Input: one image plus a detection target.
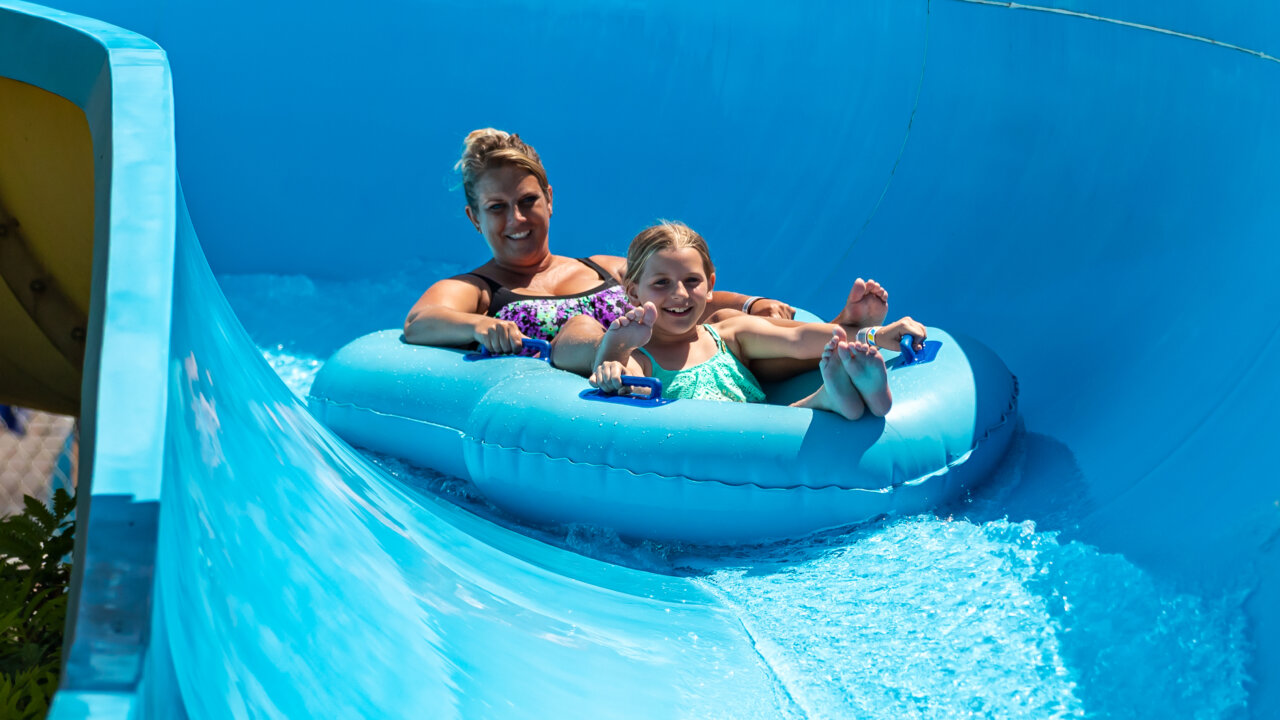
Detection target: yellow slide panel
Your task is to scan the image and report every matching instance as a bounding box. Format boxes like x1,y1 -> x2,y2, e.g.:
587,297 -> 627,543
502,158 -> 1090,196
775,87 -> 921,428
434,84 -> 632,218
0,76 -> 94,415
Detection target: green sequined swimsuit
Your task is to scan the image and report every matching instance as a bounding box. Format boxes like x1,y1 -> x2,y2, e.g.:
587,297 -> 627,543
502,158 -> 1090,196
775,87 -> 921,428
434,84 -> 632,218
637,325 -> 766,403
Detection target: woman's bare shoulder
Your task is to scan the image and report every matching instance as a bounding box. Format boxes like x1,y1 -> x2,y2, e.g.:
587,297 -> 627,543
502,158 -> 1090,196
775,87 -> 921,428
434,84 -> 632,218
587,254 -> 628,280
414,272 -> 490,313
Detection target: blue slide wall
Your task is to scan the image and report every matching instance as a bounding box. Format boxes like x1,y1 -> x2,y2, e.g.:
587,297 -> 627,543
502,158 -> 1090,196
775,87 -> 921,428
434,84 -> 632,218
2,0 -> 1276,716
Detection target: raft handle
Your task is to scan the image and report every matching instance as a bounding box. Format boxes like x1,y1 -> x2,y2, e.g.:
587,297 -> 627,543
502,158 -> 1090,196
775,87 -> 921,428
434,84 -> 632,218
579,375 -> 673,406
464,338 -> 552,363
899,335 -> 918,364
897,334 -> 942,367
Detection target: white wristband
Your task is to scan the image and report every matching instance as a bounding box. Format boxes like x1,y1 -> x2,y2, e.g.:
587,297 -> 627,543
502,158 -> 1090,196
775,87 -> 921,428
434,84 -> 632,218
742,296 -> 762,314
856,326 -> 881,346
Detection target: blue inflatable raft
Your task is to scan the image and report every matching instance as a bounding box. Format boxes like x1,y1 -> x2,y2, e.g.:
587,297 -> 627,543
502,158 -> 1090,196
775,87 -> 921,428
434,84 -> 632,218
309,326 -> 1018,544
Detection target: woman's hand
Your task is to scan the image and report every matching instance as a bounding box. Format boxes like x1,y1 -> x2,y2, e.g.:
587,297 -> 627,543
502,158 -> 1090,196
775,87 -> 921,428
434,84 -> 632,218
874,316 -> 928,352
589,360 -> 630,394
474,317 -> 528,354
748,298 -> 796,319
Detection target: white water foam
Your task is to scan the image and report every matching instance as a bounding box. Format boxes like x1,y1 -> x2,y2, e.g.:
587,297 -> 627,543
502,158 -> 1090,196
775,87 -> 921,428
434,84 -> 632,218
220,271 -> 1252,719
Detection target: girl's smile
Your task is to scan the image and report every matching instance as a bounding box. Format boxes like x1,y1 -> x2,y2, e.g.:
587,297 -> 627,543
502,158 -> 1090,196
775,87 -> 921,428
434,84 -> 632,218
629,247 -> 715,338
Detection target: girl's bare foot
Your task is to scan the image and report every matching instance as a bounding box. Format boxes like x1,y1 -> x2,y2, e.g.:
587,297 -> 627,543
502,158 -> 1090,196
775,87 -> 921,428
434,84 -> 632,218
843,340 -> 892,417
820,331 -> 868,420
792,328 -> 867,420
834,278 -> 889,329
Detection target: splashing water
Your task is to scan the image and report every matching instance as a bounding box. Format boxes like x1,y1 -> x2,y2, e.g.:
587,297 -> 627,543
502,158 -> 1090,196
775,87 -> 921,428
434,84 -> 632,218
262,346 -> 323,398
220,272 -> 1252,719
690,517 -> 1248,719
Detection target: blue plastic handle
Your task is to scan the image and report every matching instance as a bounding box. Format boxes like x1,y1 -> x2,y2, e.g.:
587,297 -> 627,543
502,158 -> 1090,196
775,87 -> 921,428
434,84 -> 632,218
464,338 -> 551,363
578,375 -> 670,406
619,375 -> 663,400
895,334 -> 944,367
899,335 -> 918,364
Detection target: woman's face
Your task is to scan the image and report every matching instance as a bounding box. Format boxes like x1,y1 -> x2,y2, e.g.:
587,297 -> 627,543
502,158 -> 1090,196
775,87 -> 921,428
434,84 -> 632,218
466,165 -> 553,269
629,247 -> 715,337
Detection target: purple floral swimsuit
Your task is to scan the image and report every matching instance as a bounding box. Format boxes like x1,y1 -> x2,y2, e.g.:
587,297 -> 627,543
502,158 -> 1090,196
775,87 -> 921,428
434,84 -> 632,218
469,258 -> 632,343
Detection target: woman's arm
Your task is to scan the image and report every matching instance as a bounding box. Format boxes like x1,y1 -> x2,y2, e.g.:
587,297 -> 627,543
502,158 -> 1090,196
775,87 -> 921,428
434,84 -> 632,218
707,291 -> 796,319
403,276 -> 527,353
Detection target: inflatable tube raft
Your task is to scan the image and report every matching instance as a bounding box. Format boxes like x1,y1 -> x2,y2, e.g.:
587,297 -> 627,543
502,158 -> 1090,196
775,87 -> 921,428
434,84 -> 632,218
309,326 -> 1018,544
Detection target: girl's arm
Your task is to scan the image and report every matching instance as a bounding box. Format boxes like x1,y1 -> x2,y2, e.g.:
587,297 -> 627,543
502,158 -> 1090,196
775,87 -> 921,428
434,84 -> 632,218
589,303 -> 656,393
718,315 -> 928,362
716,315 -> 837,361
858,317 -> 929,353
404,276 -> 528,354
588,355 -> 650,394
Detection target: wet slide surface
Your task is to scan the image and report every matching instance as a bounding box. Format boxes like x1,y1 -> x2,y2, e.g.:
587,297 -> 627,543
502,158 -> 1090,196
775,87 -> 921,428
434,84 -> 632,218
0,0 -> 1276,717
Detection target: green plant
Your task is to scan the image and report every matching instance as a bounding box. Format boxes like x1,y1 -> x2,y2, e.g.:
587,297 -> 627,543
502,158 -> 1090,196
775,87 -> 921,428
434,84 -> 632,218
0,489 -> 75,719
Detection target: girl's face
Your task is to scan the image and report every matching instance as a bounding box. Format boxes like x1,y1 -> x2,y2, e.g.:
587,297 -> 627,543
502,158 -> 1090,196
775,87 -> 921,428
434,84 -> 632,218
629,247 -> 715,336
465,164 -> 553,270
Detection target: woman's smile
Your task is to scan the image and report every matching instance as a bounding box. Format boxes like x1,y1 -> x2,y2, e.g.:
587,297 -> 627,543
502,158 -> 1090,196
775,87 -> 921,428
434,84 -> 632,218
467,165 -> 553,268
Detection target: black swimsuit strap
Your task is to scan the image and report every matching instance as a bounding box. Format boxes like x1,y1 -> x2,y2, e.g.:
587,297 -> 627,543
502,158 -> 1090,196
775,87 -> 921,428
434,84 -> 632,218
463,272 -> 502,295
576,256 -> 614,281
468,258 -> 616,317
460,272 -> 503,315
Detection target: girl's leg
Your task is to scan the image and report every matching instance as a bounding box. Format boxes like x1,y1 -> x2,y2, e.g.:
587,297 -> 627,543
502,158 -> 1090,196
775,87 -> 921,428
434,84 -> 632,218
833,278 -> 888,329
792,330 -> 894,420
843,339 -> 892,417
734,278 -> 891,382
549,314 -> 607,375
792,332 -> 867,420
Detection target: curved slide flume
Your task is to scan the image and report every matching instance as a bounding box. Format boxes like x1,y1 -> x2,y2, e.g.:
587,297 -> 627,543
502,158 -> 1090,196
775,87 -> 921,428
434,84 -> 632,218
1,0 -> 1276,717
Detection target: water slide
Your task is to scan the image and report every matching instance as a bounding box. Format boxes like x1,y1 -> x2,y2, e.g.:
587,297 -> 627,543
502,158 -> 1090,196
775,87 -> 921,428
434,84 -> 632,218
1,0 -> 1276,716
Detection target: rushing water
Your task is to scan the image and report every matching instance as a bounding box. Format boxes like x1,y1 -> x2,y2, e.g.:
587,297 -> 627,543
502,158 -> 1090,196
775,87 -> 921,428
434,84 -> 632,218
219,271 -> 1251,719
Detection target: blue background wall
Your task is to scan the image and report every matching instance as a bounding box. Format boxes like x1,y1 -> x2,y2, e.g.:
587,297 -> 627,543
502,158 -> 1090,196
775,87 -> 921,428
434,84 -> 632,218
30,0 -> 1280,713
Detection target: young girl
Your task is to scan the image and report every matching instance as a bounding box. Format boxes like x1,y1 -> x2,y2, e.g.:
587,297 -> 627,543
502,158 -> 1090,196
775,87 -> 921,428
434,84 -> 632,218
589,222 -> 927,420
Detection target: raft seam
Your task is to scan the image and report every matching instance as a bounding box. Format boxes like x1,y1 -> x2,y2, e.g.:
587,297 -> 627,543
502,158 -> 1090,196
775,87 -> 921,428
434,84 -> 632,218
465,415 -> 1009,495
311,399 -> 466,435
947,0 -> 1280,64
317,374 -> 1018,494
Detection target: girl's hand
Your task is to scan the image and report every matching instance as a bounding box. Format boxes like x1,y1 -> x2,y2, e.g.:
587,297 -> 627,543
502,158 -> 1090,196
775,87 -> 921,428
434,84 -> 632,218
474,317 -> 527,355
589,361 -> 630,394
749,298 -> 796,319
874,316 -> 927,352
604,302 -> 658,352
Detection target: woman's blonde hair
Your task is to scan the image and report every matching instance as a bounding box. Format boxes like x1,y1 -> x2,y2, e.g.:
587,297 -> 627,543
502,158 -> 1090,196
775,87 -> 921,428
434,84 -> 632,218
455,128 -> 549,211
624,221 -> 715,287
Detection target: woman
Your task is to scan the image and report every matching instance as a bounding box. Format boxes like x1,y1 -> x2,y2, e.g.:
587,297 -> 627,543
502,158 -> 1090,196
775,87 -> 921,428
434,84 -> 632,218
404,129 -> 887,374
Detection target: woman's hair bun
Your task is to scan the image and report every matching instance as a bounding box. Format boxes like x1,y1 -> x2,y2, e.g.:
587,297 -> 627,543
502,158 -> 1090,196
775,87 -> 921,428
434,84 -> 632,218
462,128 -> 510,151
455,128 -> 549,210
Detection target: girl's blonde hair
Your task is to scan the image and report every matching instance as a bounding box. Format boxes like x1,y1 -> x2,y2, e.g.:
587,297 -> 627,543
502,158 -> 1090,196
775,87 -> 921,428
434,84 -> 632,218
624,221 -> 715,287
455,128 -> 549,211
